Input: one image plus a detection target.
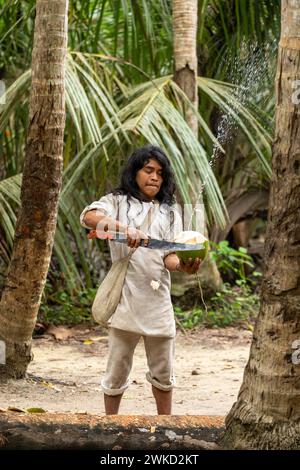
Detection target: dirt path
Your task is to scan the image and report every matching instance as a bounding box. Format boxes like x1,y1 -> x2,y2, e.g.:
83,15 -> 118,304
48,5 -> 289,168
0,325 -> 252,416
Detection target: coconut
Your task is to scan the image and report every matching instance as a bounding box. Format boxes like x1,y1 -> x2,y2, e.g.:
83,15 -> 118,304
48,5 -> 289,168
174,230 -> 209,263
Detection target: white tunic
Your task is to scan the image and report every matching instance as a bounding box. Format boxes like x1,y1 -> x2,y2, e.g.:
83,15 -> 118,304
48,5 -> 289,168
80,193 -> 182,338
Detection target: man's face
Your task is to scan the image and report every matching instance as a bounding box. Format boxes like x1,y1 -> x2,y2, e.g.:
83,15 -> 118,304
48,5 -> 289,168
135,158 -> 163,201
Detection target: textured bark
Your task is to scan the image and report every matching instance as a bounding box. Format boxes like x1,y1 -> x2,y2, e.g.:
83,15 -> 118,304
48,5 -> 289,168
173,0 -> 198,135
222,0 -> 300,450
0,413 -> 224,450
0,0 -> 69,378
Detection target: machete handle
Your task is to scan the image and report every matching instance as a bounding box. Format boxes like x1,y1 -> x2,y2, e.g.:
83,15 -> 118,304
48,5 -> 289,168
87,230 -> 113,240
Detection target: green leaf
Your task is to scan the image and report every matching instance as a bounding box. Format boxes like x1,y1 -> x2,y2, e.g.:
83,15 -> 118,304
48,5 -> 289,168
26,407 -> 47,414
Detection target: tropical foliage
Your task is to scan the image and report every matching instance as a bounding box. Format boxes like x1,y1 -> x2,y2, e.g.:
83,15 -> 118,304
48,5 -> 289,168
0,0 -> 279,299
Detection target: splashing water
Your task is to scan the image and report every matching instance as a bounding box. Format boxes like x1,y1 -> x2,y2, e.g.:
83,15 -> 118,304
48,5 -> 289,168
187,39 -> 277,232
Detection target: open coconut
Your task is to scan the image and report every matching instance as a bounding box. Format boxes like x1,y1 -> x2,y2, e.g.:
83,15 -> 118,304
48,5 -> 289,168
174,230 -> 209,263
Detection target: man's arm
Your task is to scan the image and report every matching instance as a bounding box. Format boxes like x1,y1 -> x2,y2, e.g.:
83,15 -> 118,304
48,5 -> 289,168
83,210 -> 149,248
83,209 -> 128,233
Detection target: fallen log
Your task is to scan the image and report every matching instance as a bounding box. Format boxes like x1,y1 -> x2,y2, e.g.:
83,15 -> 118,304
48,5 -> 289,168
0,413 -> 224,450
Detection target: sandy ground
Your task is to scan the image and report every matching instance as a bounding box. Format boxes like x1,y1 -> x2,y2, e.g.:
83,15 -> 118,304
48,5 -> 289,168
0,325 -> 252,416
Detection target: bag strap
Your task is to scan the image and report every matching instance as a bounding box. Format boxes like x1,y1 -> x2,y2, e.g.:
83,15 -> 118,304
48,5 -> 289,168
137,201 -> 158,233
128,201 -> 159,256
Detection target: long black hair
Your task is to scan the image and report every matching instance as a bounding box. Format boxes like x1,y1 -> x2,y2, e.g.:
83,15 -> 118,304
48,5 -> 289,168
112,144 -> 176,206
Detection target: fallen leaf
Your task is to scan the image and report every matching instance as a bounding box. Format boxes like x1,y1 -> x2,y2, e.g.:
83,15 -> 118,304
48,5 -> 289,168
83,339 -> 94,345
45,325 -> 74,341
26,408 -> 46,413
89,336 -> 108,342
7,407 -> 25,413
40,380 -> 62,392
34,322 -> 47,335
0,434 -> 8,446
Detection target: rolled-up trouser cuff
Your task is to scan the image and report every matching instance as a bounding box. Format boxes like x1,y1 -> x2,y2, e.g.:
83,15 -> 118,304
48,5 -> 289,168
146,371 -> 175,391
100,378 -> 130,396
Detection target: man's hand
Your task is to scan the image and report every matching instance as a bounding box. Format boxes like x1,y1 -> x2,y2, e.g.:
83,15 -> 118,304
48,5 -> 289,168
88,226 -> 149,249
163,253 -> 201,274
125,227 -> 149,248
178,257 -> 201,275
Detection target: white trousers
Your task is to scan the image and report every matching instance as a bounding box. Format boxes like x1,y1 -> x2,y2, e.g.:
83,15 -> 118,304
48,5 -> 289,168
101,327 -> 176,396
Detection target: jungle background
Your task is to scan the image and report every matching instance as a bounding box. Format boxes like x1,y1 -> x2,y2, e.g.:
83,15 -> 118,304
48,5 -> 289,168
0,0 -> 279,330
0,0 -> 280,415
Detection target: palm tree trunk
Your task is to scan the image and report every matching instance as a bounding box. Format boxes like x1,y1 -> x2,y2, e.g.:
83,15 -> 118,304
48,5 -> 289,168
0,0 -> 69,378
173,0 -> 198,135
222,0 -> 300,449
172,0 -> 222,292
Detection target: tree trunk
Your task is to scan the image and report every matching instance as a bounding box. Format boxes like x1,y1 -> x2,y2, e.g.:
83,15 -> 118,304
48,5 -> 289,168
0,0 -> 69,379
172,0 -> 221,293
221,0 -> 300,450
173,0 -> 198,134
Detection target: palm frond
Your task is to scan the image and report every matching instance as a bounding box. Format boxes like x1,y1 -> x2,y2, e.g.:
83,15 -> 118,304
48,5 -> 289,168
0,49 -> 276,294
197,77 -> 272,178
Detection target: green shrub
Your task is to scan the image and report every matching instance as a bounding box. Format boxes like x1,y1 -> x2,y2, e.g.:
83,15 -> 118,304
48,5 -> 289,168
38,285 -> 97,325
175,282 -> 259,329
210,240 -> 261,284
